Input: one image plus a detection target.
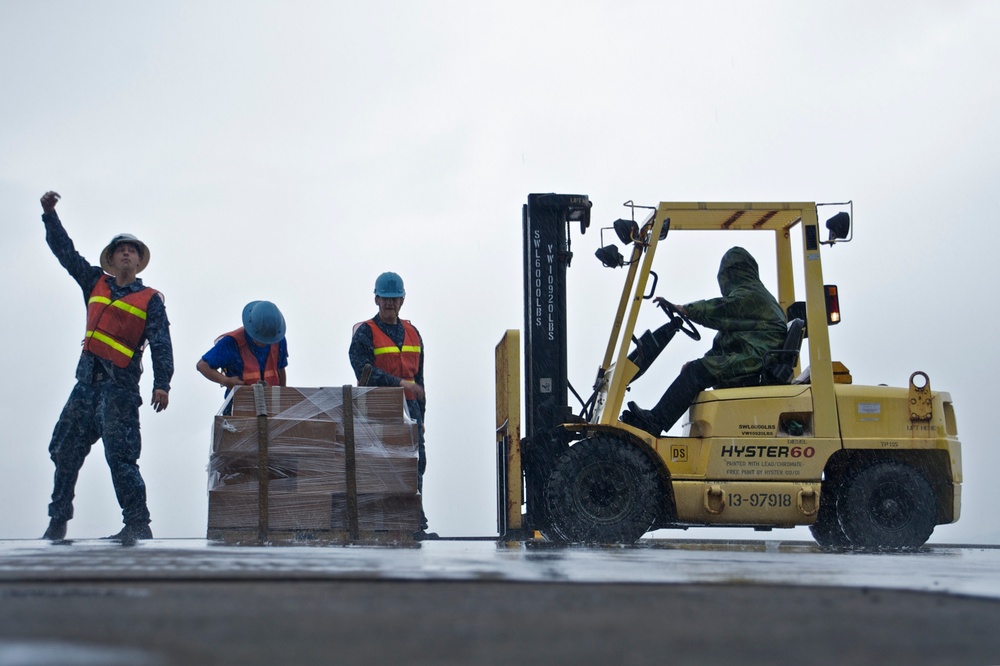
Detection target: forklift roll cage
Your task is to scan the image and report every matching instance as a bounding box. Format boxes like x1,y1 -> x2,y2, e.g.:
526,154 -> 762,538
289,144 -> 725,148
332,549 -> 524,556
592,201 -> 842,431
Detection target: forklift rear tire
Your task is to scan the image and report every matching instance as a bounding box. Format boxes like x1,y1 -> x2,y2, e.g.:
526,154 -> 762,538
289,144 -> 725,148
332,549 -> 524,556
543,435 -> 662,544
837,461 -> 936,551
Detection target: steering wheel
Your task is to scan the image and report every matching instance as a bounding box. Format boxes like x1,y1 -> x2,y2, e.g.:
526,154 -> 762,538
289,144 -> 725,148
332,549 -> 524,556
656,298 -> 701,341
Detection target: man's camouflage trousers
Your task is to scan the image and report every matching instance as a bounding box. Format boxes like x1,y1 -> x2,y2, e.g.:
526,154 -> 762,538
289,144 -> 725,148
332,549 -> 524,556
47,381 -> 151,526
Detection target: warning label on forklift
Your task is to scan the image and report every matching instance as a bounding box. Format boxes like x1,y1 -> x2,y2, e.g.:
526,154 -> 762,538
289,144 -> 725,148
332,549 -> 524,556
739,424 -> 776,437
530,230 -> 557,342
857,402 -> 881,422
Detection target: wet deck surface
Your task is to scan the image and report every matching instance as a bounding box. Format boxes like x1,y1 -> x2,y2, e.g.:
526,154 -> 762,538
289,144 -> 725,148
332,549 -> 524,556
2,538 -> 999,597
2,539 -> 999,665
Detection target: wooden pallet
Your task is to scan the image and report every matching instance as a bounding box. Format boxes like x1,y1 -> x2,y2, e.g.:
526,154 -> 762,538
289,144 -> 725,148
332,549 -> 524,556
206,528 -> 418,546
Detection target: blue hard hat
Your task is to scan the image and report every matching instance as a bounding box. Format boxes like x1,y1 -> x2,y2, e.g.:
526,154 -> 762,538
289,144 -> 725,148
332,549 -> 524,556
242,300 -> 286,345
374,272 -> 405,298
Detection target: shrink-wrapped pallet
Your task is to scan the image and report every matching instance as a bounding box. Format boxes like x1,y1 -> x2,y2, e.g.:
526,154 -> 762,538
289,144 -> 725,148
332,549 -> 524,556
206,386 -> 420,542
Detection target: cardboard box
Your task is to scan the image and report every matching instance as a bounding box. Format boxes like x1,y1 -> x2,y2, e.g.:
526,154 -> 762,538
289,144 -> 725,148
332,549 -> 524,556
213,417 -> 416,457
213,416 -> 341,454
209,451 -> 418,495
332,494 -> 421,532
229,386 -> 341,420
351,421 -> 419,451
208,491 -> 421,532
207,490 -> 334,530
228,386 -> 409,423
352,388 -> 409,422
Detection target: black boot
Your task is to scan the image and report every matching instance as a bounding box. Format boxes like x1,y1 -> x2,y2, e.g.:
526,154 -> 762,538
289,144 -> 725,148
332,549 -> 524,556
104,523 -> 153,543
42,519 -> 67,541
621,401 -> 663,436
413,529 -> 440,541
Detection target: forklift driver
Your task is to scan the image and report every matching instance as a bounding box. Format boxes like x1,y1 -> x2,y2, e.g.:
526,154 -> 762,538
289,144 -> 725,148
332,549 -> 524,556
622,246 -> 787,437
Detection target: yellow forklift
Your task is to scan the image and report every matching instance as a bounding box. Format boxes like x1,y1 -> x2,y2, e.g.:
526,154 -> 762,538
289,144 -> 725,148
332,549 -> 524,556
495,195 -> 961,549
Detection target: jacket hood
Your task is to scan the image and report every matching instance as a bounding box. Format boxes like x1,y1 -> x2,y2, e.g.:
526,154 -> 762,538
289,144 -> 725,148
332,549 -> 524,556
717,246 -> 761,296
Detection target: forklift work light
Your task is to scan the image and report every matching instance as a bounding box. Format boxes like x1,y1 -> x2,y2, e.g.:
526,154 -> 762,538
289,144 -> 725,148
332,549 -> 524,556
825,212 -> 851,243
595,244 -> 625,268
659,217 -> 670,241
613,219 -> 639,245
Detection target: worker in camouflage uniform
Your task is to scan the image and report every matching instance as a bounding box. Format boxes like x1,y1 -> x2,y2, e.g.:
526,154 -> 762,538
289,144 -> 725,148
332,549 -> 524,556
40,191 -> 174,543
349,271 -> 435,539
622,246 -> 786,436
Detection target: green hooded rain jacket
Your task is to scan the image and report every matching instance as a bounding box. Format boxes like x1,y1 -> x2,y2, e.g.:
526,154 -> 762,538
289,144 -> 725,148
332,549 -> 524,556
683,246 -> 787,388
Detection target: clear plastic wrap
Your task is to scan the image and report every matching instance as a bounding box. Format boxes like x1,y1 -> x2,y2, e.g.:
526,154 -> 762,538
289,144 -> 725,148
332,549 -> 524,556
206,386 -> 420,541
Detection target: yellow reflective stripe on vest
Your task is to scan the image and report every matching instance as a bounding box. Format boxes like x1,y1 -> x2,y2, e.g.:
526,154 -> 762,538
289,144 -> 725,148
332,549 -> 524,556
88,295 -> 149,320
85,330 -> 136,359
373,345 -> 421,356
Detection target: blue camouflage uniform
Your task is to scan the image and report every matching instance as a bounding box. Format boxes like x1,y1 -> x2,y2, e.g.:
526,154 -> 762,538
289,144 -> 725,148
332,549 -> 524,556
349,318 -> 427,529
44,212 -> 174,527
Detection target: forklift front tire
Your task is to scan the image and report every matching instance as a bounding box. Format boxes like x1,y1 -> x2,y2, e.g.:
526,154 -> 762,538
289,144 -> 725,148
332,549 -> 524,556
543,435 -> 663,544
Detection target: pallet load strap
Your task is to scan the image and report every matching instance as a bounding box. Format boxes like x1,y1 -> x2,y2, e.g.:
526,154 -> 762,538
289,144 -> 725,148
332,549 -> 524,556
342,384 -> 360,540
253,382 -> 270,544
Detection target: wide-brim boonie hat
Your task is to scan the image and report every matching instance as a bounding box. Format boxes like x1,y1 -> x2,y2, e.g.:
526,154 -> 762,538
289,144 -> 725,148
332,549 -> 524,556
101,233 -> 150,274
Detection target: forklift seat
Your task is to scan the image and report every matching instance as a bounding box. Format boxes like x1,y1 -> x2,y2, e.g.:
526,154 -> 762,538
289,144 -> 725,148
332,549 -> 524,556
760,318 -> 805,385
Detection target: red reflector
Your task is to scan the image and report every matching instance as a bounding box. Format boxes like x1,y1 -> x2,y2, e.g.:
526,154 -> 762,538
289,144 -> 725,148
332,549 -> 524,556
825,285 -> 841,325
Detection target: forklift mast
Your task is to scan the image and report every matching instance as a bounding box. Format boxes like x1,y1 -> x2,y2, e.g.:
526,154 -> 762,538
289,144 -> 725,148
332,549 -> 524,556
519,193 -> 591,531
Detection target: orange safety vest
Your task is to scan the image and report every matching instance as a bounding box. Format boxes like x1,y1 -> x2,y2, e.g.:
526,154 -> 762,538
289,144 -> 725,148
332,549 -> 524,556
83,278 -> 158,368
366,319 -> 422,399
221,327 -> 281,386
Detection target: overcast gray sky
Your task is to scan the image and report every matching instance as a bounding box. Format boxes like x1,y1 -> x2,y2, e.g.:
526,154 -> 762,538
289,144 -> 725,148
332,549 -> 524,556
2,1 -> 997,543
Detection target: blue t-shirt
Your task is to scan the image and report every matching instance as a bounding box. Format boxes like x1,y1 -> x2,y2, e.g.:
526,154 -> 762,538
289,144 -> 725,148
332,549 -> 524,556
201,335 -> 288,386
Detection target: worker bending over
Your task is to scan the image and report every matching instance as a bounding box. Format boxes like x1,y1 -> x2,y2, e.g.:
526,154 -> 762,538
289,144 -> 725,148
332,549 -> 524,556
197,300 -> 288,394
